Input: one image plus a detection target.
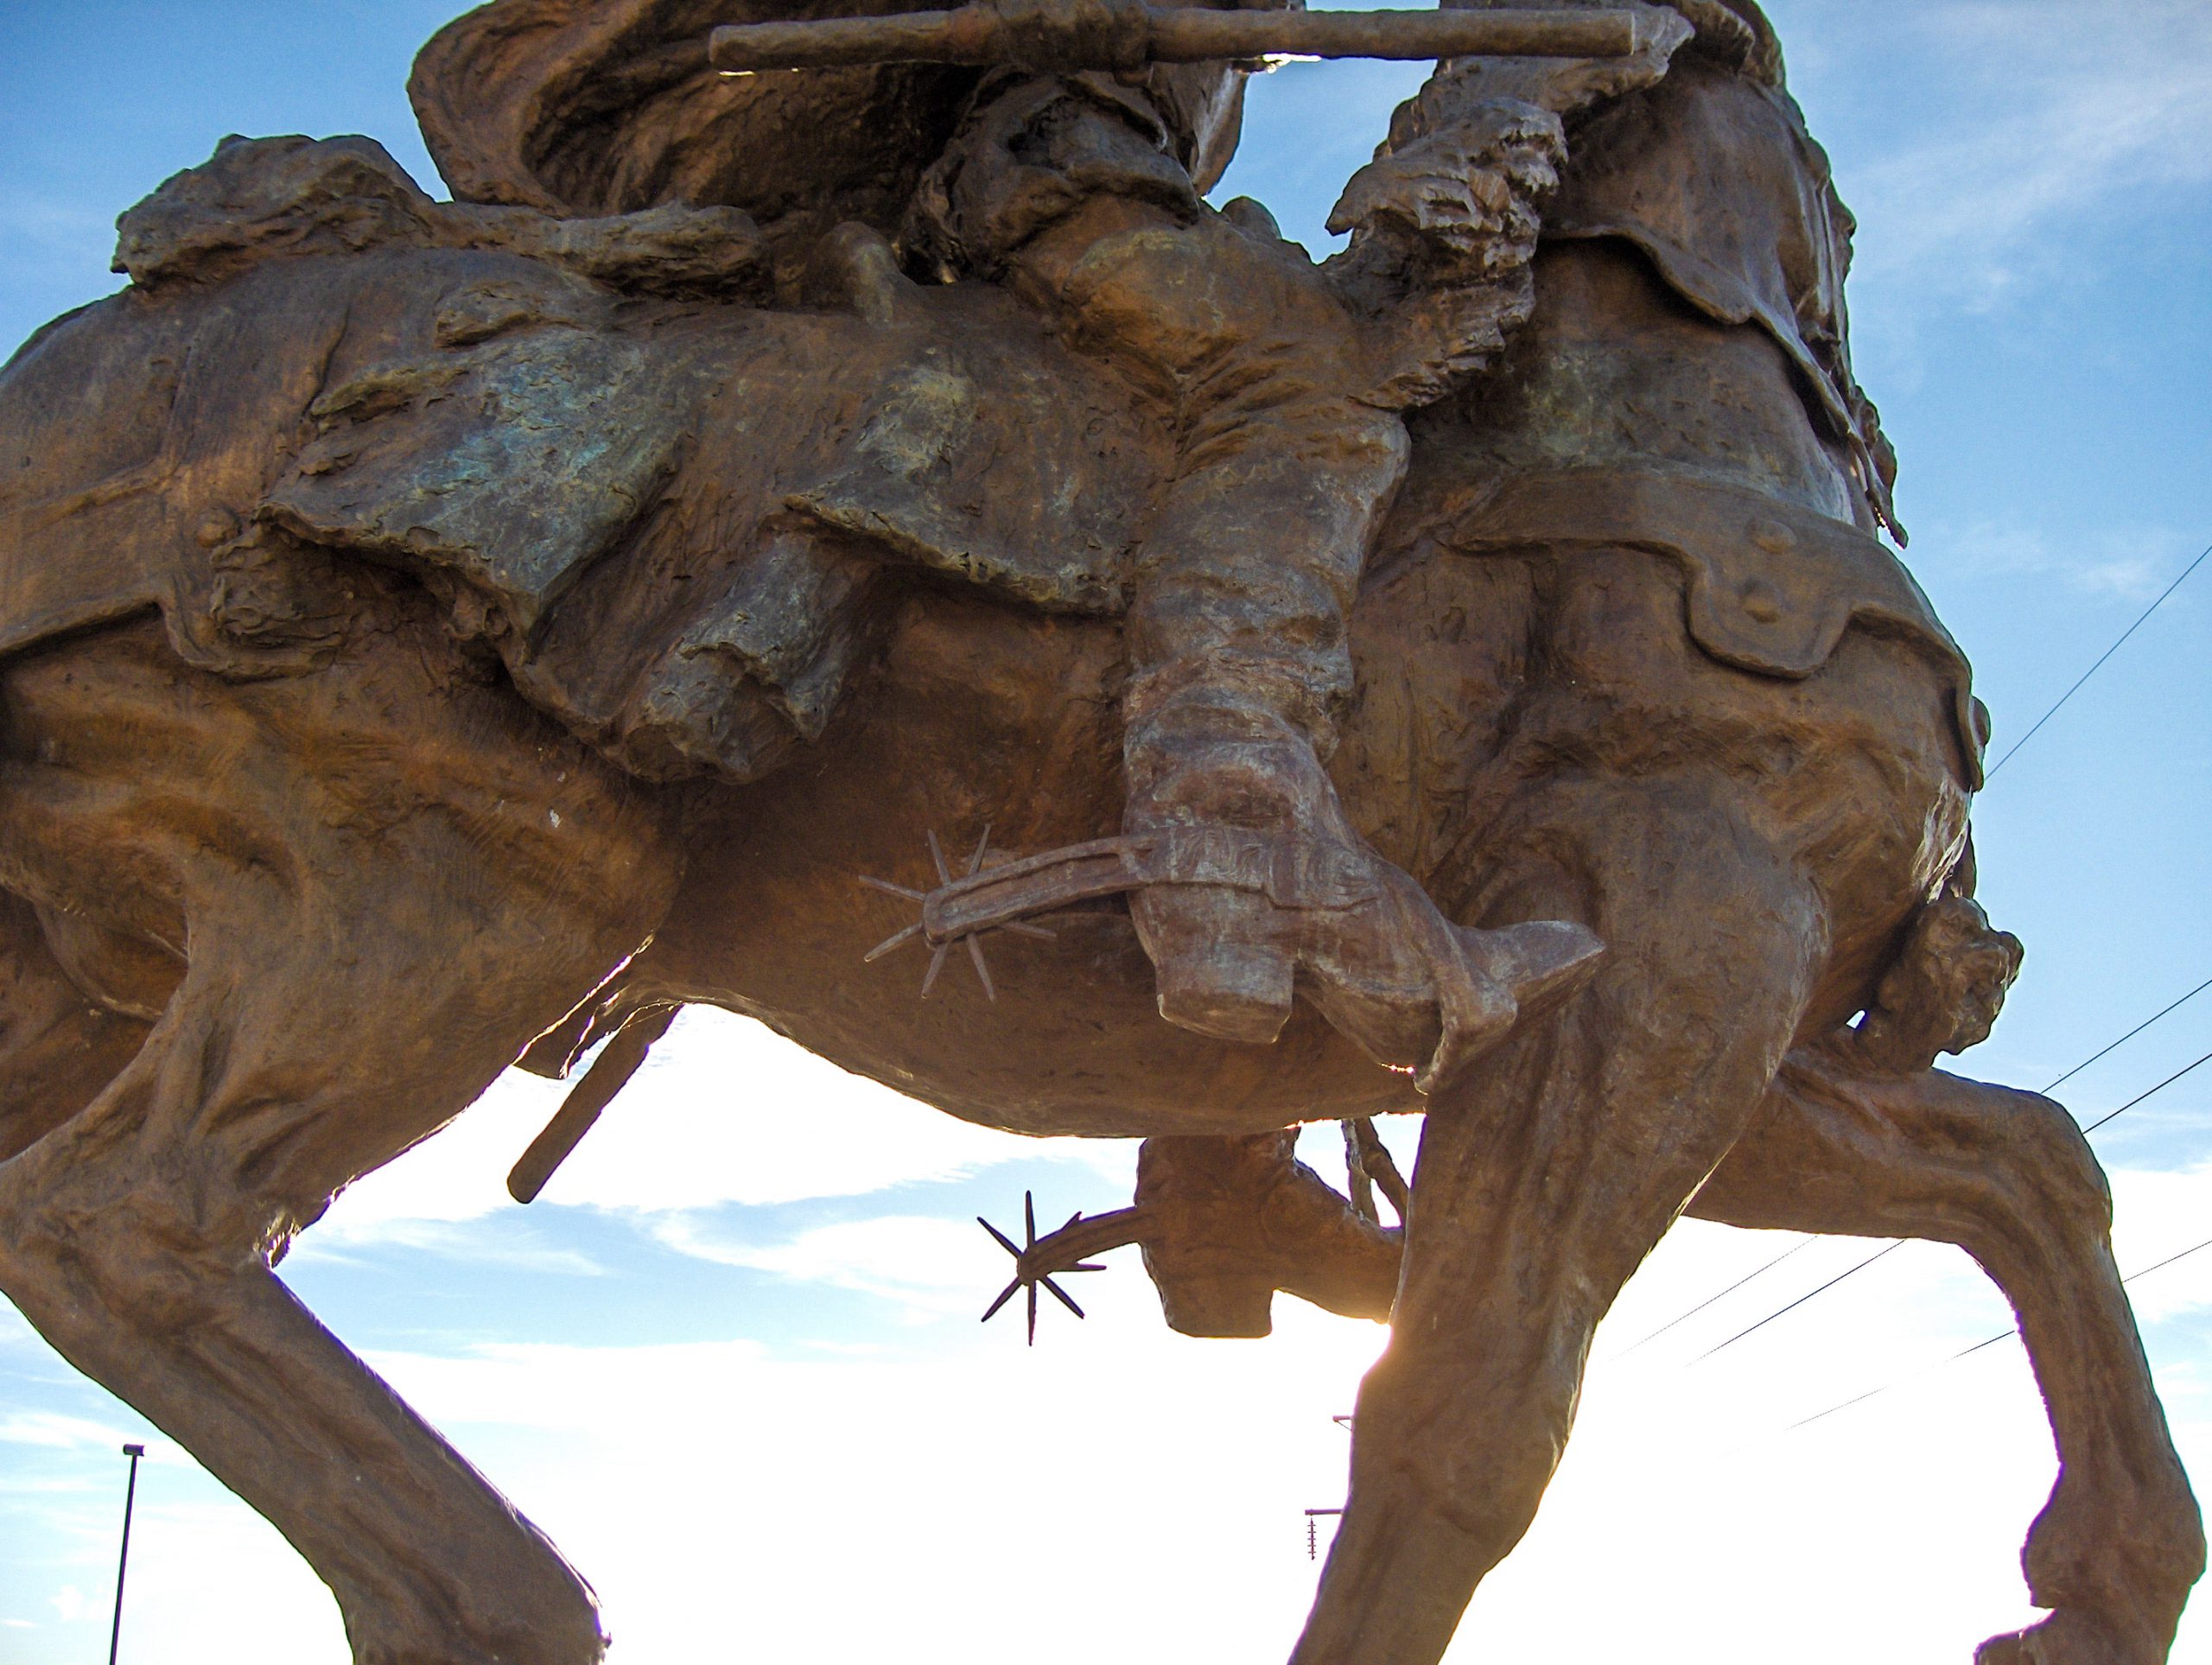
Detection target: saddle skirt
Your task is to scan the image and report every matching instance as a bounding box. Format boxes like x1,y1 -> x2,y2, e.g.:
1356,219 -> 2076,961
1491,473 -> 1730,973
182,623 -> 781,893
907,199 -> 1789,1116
262,234 -> 1166,781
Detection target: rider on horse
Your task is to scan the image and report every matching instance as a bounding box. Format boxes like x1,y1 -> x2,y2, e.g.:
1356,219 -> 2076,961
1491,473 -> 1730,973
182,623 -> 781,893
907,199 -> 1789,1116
400,0 -> 1974,1081
400,0 -> 1664,1073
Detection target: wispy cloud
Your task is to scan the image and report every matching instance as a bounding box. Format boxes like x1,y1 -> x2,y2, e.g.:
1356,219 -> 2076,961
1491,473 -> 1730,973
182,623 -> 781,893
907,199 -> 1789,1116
647,1214 -> 1005,1315
0,1303 -> 39,1349
288,1217 -> 605,1276
359,1337 -> 772,1433
1923,516 -> 2202,601
1840,0 -> 2212,311
0,188 -> 115,267
0,1412 -> 122,1452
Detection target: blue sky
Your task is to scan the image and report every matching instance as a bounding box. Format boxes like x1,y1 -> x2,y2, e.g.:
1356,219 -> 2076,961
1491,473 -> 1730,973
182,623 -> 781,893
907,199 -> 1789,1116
0,1 -> 2208,1662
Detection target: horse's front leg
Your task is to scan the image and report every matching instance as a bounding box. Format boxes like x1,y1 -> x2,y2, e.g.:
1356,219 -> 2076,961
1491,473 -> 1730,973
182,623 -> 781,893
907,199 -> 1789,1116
0,963 -> 613,1665
1691,1064 -> 2206,1664
1290,778 -> 1824,1663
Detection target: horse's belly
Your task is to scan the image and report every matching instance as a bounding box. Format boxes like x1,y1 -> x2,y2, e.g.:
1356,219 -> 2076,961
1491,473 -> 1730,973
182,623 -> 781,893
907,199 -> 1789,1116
709,916 -> 1415,1140
642,584 -> 1421,1138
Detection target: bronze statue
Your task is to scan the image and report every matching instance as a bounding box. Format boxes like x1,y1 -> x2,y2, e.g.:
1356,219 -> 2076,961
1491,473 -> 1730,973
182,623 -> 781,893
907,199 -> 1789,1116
0,0 -> 2199,1660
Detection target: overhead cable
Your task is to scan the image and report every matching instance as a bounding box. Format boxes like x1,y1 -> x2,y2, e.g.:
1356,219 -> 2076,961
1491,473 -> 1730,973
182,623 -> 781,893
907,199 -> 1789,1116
1982,539 -> 2209,782
1783,1234 -> 2212,1433
1610,1236 -> 1814,1360
2042,974 -> 2212,1093
2082,1048 -> 2212,1134
1694,1242 -> 1902,1363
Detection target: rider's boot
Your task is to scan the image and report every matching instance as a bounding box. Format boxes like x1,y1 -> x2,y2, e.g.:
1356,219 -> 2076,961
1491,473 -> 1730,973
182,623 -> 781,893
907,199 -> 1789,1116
1122,678 -> 1602,1088
1134,1129 -> 1404,1336
1116,410 -> 1606,1089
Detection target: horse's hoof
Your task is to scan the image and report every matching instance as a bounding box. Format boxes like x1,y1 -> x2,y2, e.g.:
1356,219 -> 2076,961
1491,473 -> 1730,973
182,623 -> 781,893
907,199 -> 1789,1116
2016,1472 -> 2202,1665
1976,1611 -> 2141,1665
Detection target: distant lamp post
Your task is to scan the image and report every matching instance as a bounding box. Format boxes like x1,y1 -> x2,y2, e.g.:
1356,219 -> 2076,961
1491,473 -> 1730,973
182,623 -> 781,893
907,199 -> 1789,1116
107,1443 -> 145,1665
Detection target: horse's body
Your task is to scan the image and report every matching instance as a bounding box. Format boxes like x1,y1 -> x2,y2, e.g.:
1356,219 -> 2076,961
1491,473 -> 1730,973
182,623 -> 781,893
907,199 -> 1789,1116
0,39 -> 2199,1665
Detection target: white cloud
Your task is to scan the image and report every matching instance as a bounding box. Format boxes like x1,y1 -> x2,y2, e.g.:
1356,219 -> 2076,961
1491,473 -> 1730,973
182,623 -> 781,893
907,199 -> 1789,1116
357,1337 -> 795,1435
1920,517 -> 2201,603
119,1223 -> 2124,1665
12,1198 -> 2210,1665
45,1587 -> 82,1624
2111,1160 -> 2212,1323
121,1500 -> 352,1659
306,1008 -> 1134,1251
351,1295 -> 1394,1665
291,1217 -> 605,1277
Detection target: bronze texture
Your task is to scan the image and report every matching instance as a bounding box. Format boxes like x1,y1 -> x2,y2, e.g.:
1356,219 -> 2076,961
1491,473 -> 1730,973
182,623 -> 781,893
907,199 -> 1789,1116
0,0 -> 2197,1660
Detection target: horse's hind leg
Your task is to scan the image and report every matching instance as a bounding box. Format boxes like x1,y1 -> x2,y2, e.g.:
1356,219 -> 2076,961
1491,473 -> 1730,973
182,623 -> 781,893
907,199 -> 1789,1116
1691,1068 -> 2205,1663
0,891 -> 154,1161
0,621 -> 682,1663
1290,777 -> 1826,1663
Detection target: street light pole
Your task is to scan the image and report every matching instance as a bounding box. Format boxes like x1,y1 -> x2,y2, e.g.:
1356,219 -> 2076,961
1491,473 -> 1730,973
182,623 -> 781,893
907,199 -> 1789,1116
106,1443 -> 144,1665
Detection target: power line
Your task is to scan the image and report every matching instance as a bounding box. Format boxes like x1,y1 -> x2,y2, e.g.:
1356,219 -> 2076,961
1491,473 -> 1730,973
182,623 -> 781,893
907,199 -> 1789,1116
1612,1236 -> 1815,1358
1694,1242 -> 1902,1363
1783,1331 -> 2013,1433
1982,539 -> 2209,782
2127,1232 -> 2212,1284
2082,1048 -> 2212,1134
2043,973 -> 2212,1093
1783,1234 -> 2212,1434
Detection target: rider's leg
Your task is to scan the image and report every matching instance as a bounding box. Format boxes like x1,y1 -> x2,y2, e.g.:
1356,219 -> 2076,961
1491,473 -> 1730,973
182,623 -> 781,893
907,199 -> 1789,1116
1290,770 -> 1825,1663
1015,198 -> 1421,1044
1122,387 -> 1409,1042
0,620 -> 680,1665
1691,1064 -> 2205,1665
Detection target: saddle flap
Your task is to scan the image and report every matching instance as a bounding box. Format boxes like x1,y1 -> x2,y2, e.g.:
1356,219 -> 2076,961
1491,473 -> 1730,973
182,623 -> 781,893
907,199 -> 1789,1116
1439,465 -> 1983,786
267,322 -> 718,643
1459,467 -> 1951,673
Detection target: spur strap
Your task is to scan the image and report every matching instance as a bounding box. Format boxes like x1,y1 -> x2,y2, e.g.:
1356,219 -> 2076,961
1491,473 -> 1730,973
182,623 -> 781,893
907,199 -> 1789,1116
911,825 -> 1382,947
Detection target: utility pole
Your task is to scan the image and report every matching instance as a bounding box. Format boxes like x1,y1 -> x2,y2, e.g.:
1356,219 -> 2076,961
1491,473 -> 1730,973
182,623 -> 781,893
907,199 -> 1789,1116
1305,1414 -> 1355,1559
107,1442 -> 144,1665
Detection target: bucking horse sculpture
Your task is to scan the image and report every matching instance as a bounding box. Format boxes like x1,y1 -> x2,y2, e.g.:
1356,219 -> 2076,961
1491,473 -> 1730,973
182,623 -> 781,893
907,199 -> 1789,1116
0,0 -> 2199,1659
